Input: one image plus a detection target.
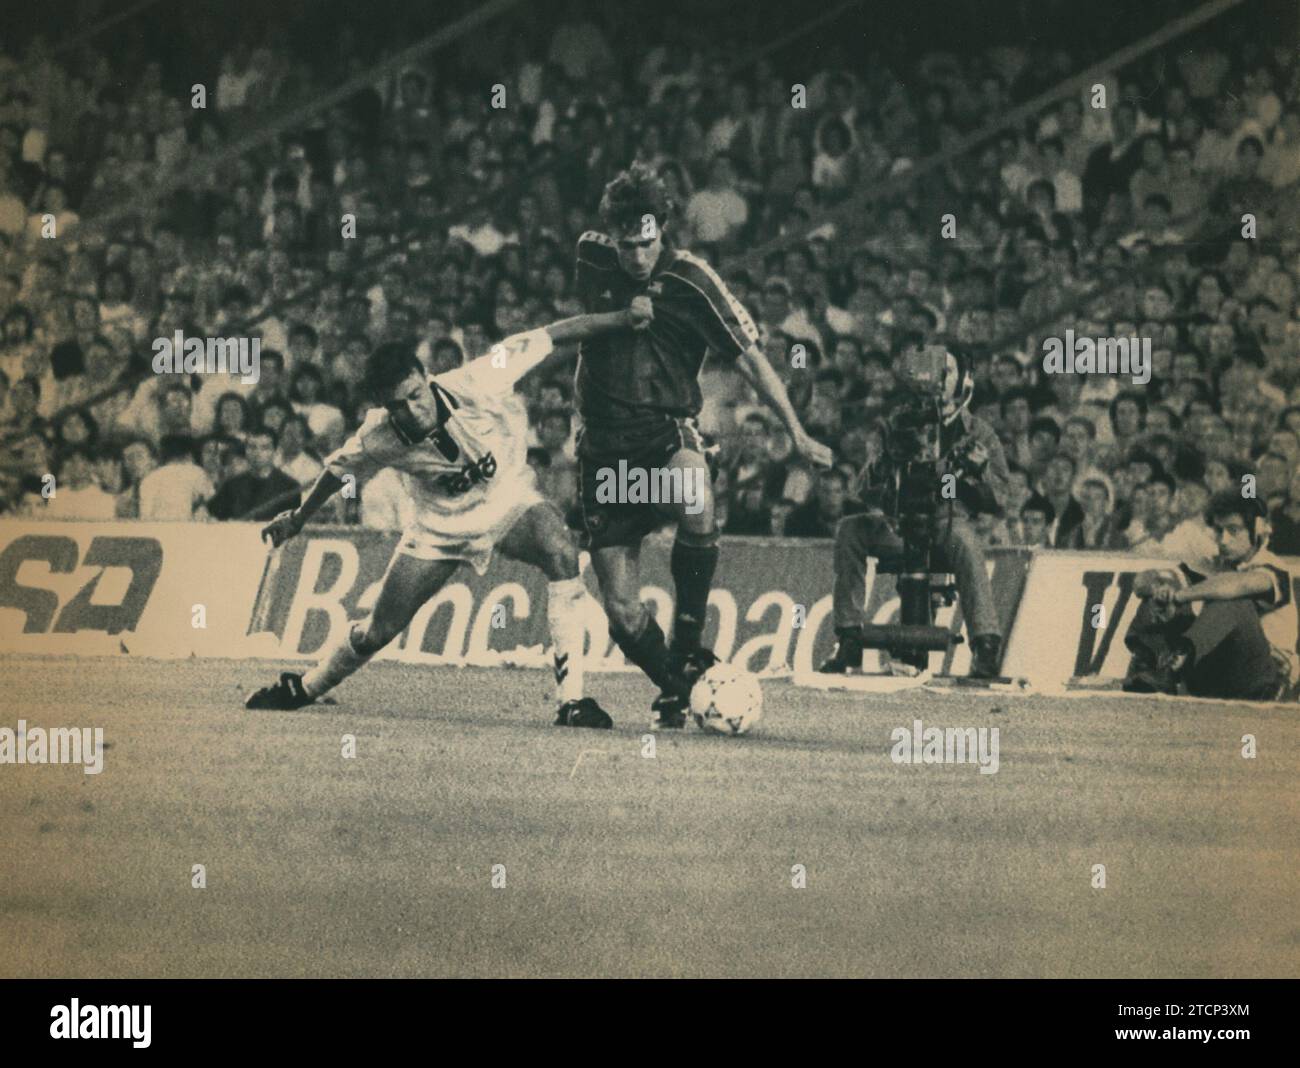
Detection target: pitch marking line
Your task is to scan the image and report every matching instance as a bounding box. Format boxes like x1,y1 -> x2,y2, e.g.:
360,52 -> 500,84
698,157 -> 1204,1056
569,749 -> 612,779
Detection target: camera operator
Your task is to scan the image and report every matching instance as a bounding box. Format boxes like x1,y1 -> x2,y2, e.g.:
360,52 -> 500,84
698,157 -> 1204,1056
819,338 -> 1010,678
1124,491 -> 1298,701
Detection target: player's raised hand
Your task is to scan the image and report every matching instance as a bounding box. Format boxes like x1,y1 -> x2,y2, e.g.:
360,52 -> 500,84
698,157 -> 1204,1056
1133,568 -> 1179,600
628,295 -> 654,330
794,431 -> 834,469
262,509 -> 305,548
1134,568 -> 1180,622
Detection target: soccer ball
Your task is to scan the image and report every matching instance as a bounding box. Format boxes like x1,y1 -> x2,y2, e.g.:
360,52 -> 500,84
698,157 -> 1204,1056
689,663 -> 763,735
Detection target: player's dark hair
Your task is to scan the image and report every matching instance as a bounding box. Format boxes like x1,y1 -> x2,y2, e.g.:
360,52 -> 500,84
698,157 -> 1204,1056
362,342 -> 424,401
599,163 -> 673,236
1205,488 -> 1268,543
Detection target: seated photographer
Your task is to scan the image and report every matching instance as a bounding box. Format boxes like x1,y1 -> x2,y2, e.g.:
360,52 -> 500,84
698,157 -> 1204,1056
1124,492 -> 1298,701
819,340 -> 1009,678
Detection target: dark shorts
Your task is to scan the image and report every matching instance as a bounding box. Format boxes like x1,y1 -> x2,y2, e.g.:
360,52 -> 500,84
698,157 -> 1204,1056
577,415 -> 711,550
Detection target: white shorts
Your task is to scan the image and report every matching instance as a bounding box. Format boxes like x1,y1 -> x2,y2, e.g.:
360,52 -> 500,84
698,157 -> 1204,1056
396,482 -> 544,575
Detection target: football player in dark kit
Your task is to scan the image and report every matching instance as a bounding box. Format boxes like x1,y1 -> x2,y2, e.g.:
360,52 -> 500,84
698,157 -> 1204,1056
575,164 -> 832,728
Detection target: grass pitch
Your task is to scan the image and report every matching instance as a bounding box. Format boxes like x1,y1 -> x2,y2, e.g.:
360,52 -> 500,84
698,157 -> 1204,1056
1,655 -> 1296,978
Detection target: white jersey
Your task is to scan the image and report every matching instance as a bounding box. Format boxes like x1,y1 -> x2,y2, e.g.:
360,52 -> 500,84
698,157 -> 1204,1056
324,328 -> 552,555
1233,545 -> 1299,687
1190,544 -> 1300,688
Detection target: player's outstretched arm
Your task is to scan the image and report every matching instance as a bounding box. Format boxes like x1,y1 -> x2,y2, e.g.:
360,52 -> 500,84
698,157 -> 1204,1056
736,344 -> 834,468
1170,569 -> 1274,605
479,304 -> 649,391
262,470 -> 345,546
544,301 -> 649,346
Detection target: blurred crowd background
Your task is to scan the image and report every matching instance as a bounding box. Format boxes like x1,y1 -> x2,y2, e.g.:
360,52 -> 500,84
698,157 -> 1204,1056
1,0 -> 1298,561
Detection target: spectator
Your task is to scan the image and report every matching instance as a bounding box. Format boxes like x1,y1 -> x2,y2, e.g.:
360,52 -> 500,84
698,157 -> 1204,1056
276,415 -> 323,488
91,444 -> 133,519
1020,494 -> 1055,547
785,468 -> 847,538
1038,452 -> 1084,545
684,154 -> 749,248
769,497 -> 798,536
207,427 -> 301,521
138,435 -> 214,520
290,365 -> 346,447
214,392 -> 253,441
0,0 -> 1291,568
1128,469 -> 1179,550
723,481 -> 771,536
1055,475 -> 1119,549
1024,415 -> 1061,484
1270,466 -> 1300,555
42,446 -> 115,520
724,412 -> 780,499
4,374 -> 45,438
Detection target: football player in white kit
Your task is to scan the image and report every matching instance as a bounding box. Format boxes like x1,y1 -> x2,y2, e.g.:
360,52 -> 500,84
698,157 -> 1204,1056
245,302 -> 651,728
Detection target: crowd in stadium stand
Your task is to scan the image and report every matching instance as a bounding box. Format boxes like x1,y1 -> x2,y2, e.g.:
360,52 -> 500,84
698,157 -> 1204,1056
0,4 -> 1298,562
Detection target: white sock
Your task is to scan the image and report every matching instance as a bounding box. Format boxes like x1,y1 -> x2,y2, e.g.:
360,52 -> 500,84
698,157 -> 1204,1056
548,577 -> 586,705
302,625 -> 373,698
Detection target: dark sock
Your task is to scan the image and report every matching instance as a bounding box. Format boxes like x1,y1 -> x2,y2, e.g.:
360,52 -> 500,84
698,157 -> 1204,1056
611,611 -> 681,695
670,529 -> 719,652
835,628 -> 864,663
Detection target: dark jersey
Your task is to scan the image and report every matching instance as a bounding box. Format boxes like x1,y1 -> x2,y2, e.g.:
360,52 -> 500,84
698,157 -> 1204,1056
573,231 -> 759,434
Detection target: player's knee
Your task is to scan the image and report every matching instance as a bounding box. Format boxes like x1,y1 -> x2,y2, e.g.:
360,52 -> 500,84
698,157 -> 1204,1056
603,592 -> 643,635
1201,598 -> 1255,626
678,479 -> 715,530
